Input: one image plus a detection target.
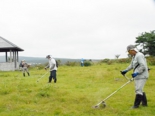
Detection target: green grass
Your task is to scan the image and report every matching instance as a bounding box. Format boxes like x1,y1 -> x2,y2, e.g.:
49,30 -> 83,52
0,63 -> 155,116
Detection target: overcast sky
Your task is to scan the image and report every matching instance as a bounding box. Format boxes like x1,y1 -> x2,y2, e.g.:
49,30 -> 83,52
0,0 -> 155,59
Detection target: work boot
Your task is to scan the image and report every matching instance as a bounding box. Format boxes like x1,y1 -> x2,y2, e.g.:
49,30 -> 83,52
27,72 -> 30,76
132,94 -> 142,109
142,92 -> 147,106
48,77 -> 52,83
54,78 -> 57,83
23,73 -> 25,77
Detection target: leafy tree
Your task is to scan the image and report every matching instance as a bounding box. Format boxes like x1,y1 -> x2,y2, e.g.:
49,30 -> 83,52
135,30 -> 155,56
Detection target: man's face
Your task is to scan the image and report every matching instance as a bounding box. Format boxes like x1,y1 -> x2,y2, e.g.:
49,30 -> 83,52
128,50 -> 135,56
47,57 -> 50,59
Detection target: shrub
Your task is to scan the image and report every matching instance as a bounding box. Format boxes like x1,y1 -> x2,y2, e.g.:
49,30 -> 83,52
101,58 -> 110,63
84,61 -> 92,66
147,56 -> 155,65
117,58 -> 131,63
107,60 -> 113,65
65,61 -> 79,66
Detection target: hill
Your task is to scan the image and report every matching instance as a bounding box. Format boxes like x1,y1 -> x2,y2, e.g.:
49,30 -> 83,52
0,56 -> 98,64
18,56 -> 82,64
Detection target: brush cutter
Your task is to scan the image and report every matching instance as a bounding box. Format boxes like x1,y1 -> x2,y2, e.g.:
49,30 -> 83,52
36,71 -> 49,82
123,74 -> 130,80
92,75 -> 133,109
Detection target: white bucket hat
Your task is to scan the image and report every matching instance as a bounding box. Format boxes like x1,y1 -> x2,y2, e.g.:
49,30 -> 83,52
127,45 -> 139,52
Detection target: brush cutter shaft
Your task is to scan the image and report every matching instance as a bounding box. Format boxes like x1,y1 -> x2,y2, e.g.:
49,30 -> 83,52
95,79 -> 133,106
124,75 -> 134,82
37,71 -> 49,82
103,80 -> 132,101
124,75 -> 130,80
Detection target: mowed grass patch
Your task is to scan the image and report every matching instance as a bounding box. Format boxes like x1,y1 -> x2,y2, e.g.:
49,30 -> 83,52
0,63 -> 155,116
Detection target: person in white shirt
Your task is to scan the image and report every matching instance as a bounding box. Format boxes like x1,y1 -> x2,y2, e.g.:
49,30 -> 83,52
45,55 -> 57,83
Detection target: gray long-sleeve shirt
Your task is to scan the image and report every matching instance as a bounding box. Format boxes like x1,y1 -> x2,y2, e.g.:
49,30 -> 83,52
125,52 -> 149,80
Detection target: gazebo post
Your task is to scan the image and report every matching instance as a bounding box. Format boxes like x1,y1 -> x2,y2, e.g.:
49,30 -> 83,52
17,51 -> 19,62
5,52 -> 7,62
10,50 -> 12,62
14,51 -> 17,69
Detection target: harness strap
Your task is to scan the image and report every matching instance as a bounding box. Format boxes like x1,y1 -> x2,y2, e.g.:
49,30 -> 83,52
134,64 -> 139,71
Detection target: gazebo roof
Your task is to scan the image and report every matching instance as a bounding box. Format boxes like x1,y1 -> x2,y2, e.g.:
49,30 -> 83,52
0,36 -> 24,52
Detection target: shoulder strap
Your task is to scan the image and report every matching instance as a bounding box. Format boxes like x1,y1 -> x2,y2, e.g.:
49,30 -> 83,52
134,64 -> 139,71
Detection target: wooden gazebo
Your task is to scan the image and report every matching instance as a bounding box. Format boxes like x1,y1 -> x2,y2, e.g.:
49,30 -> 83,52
0,36 -> 24,71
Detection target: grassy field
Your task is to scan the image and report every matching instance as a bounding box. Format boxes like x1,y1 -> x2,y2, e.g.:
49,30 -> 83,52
0,63 -> 155,116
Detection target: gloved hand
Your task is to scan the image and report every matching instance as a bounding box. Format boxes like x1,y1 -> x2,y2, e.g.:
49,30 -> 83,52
132,72 -> 139,78
120,70 -> 128,75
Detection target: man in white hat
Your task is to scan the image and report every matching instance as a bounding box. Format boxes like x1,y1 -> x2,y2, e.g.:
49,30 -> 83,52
45,55 -> 57,83
121,45 -> 149,109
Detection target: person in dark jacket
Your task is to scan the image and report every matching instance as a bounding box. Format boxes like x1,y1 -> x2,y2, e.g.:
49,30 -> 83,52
19,61 -> 23,71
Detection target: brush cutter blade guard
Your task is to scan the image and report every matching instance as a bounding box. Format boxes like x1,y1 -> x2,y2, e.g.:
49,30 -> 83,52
92,101 -> 106,109
100,101 -> 106,108
92,105 -> 99,109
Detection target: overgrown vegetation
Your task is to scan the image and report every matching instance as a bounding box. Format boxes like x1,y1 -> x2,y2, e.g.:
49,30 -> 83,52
30,56 -> 155,69
0,61 -> 154,116
146,56 -> 155,65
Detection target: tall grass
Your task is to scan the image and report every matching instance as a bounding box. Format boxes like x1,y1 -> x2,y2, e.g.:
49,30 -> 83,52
0,63 -> 155,116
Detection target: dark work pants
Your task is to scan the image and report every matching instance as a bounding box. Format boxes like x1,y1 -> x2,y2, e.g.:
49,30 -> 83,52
49,70 -> 57,83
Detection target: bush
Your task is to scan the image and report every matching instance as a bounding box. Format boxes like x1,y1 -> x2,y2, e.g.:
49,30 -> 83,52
84,61 -> 92,66
107,60 -> 113,65
65,61 -> 79,66
147,56 -> 155,65
100,59 -> 114,65
117,58 -> 131,63
101,58 -> 110,63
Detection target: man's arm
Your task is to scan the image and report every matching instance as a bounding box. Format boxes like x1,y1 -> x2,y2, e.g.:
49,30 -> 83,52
45,64 -> 49,70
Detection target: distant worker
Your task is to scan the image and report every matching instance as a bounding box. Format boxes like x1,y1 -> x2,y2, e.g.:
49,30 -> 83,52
81,58 -> 84,67
22,60 -> 30,77
45,55 -> 58,83
121,45 -> 149,109
19,61 -> 23,71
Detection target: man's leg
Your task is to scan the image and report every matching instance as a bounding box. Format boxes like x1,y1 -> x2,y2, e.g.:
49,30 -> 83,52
132,79 -> 146,108
142,92 -> 147,106
22,68 -> 25,77
26,68 -> 30,76
52,70 -> 57,83
132,94 -> 142,108
48,71 -> 52,83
